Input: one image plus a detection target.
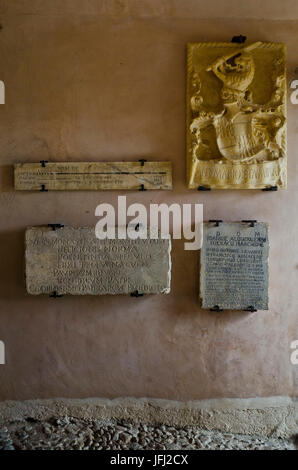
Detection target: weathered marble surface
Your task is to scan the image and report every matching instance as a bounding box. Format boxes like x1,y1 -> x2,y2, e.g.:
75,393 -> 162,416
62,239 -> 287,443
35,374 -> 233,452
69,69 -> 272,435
200,222 -> 269,310
14,162 -> 172,191
25,227 -> 171,295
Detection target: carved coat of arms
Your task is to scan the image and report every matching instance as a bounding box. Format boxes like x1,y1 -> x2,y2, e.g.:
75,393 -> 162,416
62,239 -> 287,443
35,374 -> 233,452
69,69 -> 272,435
186,42 -> 286,189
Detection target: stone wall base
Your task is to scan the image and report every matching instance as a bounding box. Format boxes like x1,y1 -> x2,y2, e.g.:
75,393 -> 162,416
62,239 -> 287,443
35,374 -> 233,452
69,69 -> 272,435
0,396 -> 297,445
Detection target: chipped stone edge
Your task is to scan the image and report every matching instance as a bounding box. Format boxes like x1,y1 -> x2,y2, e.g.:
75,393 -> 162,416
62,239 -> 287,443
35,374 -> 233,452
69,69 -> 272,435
0,396 -> 297,439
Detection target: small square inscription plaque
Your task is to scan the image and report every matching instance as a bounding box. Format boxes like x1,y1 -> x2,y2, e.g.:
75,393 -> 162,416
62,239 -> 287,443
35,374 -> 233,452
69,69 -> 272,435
200,222 -> 269,310
25,227 -> 171,295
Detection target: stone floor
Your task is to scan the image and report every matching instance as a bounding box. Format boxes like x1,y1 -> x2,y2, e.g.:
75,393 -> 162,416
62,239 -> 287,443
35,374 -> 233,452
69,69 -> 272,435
0,417 -> 296,450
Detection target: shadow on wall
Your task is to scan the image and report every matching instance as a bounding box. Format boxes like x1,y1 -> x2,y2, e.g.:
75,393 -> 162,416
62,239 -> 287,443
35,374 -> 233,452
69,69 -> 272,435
0,165 -> 14,192
0,230 -> 25,300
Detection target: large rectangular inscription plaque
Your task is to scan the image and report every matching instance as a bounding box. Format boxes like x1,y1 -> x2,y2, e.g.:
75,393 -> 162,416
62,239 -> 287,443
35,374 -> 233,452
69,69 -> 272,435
187,42 -> 286,189
200,222 -> 269,310
25,227 -> 171,295
15,161 -> 172,191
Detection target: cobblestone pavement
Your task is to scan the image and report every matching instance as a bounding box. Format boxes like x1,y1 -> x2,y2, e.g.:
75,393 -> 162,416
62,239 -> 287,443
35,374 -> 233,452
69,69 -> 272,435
0,417 -> 297,450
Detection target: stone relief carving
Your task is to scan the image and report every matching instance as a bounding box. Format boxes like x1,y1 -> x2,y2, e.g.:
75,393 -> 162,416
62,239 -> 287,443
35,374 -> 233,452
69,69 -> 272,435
186,42 -> 286,189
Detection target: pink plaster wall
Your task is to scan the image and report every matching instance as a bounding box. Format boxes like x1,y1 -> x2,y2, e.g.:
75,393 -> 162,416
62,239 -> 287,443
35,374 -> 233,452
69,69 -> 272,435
0,1 -> 297,400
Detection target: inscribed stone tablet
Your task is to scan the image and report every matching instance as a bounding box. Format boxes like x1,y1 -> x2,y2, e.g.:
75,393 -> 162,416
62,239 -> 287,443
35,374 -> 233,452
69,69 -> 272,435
14,162 -> 172,191
200,222 -> 269,310
25,227 -> 171,295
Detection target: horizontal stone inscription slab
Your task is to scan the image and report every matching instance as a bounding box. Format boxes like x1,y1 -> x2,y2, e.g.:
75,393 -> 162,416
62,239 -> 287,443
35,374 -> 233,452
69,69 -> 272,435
200,222 -> 269,310
15,161 -> 172,191
25,227 -> 171,295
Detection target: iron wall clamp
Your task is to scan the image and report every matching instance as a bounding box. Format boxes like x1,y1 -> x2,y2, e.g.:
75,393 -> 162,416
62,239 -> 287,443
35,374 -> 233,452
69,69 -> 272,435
209,219 -> 222,226
210,306 -> 257,312
241,220 -> 257,227
138,159 -> 147,191
262,186 -> 278,191
39,161 -> 49,191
